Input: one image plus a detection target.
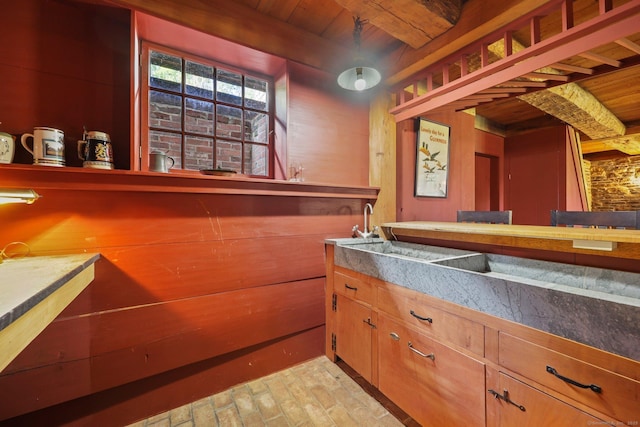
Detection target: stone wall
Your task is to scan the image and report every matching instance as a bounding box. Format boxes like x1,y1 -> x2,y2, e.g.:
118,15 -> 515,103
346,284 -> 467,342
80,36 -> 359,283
589,156 -> 640,211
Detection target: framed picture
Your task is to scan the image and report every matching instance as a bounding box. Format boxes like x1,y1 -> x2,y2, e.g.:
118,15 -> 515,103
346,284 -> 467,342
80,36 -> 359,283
414,117 -> 450,198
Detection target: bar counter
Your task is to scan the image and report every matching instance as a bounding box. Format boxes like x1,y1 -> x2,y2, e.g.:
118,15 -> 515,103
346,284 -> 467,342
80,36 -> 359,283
382,221 -> 640,260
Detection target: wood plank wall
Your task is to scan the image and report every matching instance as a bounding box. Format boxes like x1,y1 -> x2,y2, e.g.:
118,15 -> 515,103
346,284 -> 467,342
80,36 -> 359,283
0,1 -> 374,424
0,185 -> 367,425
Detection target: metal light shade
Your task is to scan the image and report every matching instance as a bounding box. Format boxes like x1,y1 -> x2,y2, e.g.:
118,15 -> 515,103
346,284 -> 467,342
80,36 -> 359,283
338,17 -> 381,91
0,188 -> 41,205
337,64 -> 381,91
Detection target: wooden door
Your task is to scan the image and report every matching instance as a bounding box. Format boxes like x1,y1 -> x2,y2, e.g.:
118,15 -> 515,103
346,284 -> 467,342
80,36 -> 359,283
378,314 -> 486,427
335,294 -> 373,382
475,154 -> 500,211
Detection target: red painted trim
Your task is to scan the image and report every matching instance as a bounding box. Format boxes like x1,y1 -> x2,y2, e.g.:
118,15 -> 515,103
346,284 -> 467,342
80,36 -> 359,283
391,0 -> 640,121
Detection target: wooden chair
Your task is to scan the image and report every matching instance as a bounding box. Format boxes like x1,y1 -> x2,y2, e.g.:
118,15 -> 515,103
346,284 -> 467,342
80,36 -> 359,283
457,210 -> 512,224
550,210 -> 640,229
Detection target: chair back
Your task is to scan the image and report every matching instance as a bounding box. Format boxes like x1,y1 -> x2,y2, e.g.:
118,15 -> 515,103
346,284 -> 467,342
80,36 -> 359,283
550,210 -> 640,229
457,210 -> 513,224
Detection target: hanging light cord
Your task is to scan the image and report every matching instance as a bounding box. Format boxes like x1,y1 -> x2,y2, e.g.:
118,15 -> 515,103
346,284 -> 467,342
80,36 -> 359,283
352,16 -> 368,51
0,241 -> 31,263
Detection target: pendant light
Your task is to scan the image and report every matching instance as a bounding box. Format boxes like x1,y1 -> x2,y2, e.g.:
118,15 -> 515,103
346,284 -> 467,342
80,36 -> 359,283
337,17 -> 381,91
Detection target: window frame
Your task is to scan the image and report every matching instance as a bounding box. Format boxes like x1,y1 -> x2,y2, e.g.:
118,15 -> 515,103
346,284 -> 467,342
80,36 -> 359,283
139,41 -> 275,178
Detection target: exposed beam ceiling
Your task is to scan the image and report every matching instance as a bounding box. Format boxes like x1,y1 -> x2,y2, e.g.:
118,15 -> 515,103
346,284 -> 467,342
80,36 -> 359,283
89,0 -> 640,158
333,0 -> 462,49
489,38 -> 626,140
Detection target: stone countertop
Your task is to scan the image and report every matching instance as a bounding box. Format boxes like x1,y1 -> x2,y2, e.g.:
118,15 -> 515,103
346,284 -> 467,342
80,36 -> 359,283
0,253 -> 100,332
331,240 -> 640,361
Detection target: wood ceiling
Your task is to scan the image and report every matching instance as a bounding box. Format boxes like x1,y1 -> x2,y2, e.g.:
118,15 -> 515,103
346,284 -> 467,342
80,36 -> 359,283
230,0 -> 640,160
102,0 -> 640,159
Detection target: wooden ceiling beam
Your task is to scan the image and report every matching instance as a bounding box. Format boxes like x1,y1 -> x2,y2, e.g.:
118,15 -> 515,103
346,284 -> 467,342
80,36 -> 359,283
616,38 -> 640,55
384,0 -> 566,85
392,1 -> 640,120
333,0 -> 462,49
581,133 -> 640,155
520,85 -> 626,139
497,80 -> 548,88
578,51 -> 622,67
522,72 -> 570,81
549,62 -> 594,74
489,36 -> 627,140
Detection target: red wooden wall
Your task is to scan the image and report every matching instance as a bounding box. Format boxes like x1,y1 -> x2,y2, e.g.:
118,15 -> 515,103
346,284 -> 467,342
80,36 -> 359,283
0,1 -> 373,425
0,1 -> 131,169
0,180 -> 368,425
504,126 -> 568,225
396,110 -> 504,221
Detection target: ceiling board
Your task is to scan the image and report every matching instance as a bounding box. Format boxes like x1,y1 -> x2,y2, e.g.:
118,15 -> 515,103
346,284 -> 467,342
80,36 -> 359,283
93,0 -> 640,158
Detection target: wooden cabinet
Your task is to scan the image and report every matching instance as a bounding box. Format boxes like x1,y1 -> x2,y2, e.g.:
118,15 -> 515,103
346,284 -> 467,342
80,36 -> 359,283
378,314 -> 486,427
325,254 -> 639,427
331,269 -> 377,383
334,294 -> 375,382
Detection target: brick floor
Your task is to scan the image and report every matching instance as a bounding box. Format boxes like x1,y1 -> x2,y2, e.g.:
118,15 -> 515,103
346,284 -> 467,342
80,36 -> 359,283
127,356 -> 412,427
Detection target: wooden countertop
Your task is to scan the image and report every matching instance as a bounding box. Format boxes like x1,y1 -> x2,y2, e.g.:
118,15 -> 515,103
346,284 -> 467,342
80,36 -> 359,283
382,221 -> 640,260
0,253 -> 100,372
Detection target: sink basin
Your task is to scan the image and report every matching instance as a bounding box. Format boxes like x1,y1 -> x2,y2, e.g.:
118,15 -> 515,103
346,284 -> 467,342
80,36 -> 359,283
343,240 -> 476,262
330,239 -> 640,360
434,253 -> 640,301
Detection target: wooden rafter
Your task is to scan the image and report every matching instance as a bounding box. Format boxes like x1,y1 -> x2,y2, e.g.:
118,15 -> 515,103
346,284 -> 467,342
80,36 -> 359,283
391,0 -> 640,122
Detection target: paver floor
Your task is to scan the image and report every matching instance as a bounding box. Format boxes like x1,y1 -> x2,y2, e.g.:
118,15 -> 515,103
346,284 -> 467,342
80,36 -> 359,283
127,356 -> 415,426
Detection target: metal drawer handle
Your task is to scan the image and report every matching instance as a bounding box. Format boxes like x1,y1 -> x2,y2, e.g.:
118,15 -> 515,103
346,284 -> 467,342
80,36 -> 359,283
410,310 -> 433,323
363,318 -> 377,329
344,284 -> 358,291
546,366 -> 602,393
488,389 -> 526,412
408,342 -> 435,360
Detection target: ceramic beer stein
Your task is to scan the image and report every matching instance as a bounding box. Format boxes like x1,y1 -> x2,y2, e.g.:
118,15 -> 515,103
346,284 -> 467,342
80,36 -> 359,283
78,130 -> 114,169
21,127 -> 65,166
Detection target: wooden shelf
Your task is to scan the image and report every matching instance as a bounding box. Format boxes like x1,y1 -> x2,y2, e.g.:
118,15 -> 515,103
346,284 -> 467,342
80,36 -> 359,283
0,165 -> 379,200
382,221 -> 640,260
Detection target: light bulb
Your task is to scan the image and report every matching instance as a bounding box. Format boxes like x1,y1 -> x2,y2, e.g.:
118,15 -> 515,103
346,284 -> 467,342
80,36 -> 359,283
354,67 -> 366,91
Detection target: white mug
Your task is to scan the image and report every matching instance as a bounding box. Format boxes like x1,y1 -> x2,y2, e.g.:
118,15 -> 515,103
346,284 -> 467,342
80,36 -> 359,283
21,127 -> 65,166
149,152 -> 174,173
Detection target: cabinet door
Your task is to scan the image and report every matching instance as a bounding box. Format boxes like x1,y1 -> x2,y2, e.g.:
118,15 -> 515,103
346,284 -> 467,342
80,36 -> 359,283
335,294 -> 374,382
378,314 -> 486,427
490,373 -> 609,426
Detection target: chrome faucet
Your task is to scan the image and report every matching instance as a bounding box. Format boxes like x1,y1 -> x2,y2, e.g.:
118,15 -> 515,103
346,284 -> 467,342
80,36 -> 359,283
354,202 -> 377,239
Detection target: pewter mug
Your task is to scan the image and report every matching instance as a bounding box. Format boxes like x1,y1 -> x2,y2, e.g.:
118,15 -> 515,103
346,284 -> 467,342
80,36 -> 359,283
149,152 -> 174,173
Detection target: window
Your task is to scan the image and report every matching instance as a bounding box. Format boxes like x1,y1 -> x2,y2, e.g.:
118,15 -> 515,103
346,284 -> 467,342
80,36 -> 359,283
141,43 -> 273,177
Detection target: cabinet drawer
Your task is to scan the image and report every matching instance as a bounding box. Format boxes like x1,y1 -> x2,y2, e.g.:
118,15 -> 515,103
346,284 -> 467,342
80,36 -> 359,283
378,286 -> 483,355
334,271 -> 375,305
500,332 -> 640,423
489,373 -> 608,425
378,314 -> 486,427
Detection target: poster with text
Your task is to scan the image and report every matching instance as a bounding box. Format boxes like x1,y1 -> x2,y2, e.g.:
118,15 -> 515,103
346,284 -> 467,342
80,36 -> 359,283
415,118 -> 450,198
